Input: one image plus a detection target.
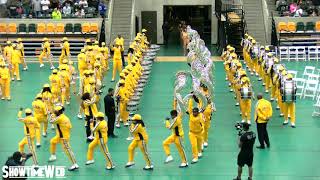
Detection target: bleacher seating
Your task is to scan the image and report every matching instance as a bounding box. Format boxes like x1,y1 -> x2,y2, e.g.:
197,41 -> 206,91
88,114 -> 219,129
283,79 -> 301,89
82,23 -> 90,34
46,23 -> 55,34
0,23 -> 7,33
56,23 -> 65,34
37,23 -> 46,34
18,24 -> 27,34
7,23 -> 17,34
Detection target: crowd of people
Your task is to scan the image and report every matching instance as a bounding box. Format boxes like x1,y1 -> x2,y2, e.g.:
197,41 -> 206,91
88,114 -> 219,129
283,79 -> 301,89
4,0 -> 108,18
276,0 -> 320,17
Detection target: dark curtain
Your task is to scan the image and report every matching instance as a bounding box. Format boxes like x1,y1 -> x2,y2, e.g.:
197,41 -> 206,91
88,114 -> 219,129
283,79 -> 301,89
271,15 -> 278,46
99,18 -> 106,45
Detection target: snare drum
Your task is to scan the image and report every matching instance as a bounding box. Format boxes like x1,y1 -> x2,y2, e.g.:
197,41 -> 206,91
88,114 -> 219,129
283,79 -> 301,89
240,87 -> 252,99
127,101 -> 139,112
281,80 -> 296,102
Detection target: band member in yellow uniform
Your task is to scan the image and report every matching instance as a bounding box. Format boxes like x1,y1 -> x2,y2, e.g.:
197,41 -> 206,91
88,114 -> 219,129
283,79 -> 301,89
17,108 -> 39,165
39,38 -> 54,69
114,34 -> 125,67
189,107 -> 205,164
10,44 -> 21,81
16,38 -> 28,71
202,98 -> 213,147
163,110 -> 188,168
49,69 -> 61,103
42,84 -> 54,128
116,79 -> 130,127
82,92 -> 98,142
59,37 -> 70,65
59,65 -> 71,105
78,49 -> 88,78
111,43 -> 123,82
125,114 -> 153,170
101,42 -> 110,70
281,74 -> 297,128
32,93 -> 48,147
0,63 -> 11,100
239,77 -> 253,124
49,105 -> 79,171
86,112 -> 115,170
3,41 -> 13,63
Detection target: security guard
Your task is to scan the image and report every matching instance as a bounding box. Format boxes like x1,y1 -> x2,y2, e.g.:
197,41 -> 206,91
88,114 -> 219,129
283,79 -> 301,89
86,112 -> 115,170
163,110 -> 188,168
189,107 -> 205,164
125,114 -> 153,170
49,105 -> 79,171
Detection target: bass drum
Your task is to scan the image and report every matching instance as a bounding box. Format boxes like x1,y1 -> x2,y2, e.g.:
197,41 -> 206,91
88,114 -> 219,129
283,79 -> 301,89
281,80 -> 296,102
240,87 -> 252,99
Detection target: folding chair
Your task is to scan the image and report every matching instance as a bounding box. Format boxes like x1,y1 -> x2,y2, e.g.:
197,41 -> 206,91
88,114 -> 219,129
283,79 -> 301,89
56,23 -> 65,34
296,46 -> 306,61
18,23 -> 27,34
312,95 -> 320,116
316,21 -> 320,32
294,78 -> 306,98
37,23 -> 46,34
302,66 -> 315,79
303,79 -> 319,100
287,70 -> 298,79
278,22 -> 287,32
28,23 -> 36,34
307,74 -> 319,81
0,23 -> 6,34
90,23 -> 98,34
288,46 -> 298,61
279,46 -> 289,61
7,23 -> 17,34
82,23 -> 90,34
308,46 -> 318,61
46,23 -> 55,34
287,22 -> 296,32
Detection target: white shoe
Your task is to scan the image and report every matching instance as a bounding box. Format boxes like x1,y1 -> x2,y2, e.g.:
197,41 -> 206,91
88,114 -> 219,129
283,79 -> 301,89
280,113 -> 284,117
124,122 -> 129,126
198,153 -> 203,158
68,164 -> 79,171
23,67 -> 27,71
250,72 -> 254,75
116,122 -> 120,128
126,136 -> 134,141
1,97 -> 4,100
36,143 -> 41,147
283,120 -> 289,125
262,83 -> 266,86
179,162 -> 188,168
235,102 -> 239,106
40,64 -> 44,68
203,142 -> 208,148
241,119 -> 245,123
50,66 -> 55,70
66,101 -> 70,105
258,78 -> 262,81
85,160 -> 95,165
125,162 -> 135,168
11,78 -> 14,81
42,132 -> 47,137
48,155 -> 57,162
291,123 -> 296,128
230,89 -> 234,92
265,90 -> 269,93
143,165 -> 154,170
191,158 -> 198,164
225,77 -> 228,81
77,114 -> 83,119
51,124 -> 55,129
88,135 -> 94,140
255,73 -> 259,76
270,98 -> 274,101
165,155 -> 173,163
247,121 -> 251,125
106,165 -> 115,170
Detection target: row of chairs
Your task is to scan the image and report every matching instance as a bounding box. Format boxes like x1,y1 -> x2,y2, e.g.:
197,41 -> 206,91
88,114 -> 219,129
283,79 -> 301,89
295,66 -> 320,101
0,23 -> 99,34
278,21 -> 320,33
279,46 -> 320,61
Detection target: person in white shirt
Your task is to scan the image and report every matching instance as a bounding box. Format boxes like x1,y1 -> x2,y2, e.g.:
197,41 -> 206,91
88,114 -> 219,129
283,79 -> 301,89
40,0 -> 50,16
79,0 -> 88,8
62,3 -> 71,15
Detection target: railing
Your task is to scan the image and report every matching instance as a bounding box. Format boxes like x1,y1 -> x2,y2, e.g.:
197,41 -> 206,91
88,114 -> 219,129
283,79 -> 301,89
130,0 -> 135,43
106,0 -> 114,43
262,0 -> 270,44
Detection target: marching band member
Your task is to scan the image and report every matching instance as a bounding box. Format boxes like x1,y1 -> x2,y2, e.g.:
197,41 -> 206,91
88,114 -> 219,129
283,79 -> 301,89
17,108 -> 39,165
49,105 -> 79,171
239,77 -> 253,124
3,41 -> 13,64
110,43 -> 123,82
189,107 -> 205,164
32,93 -> 48,147
115,79 -> 130,127
49,69 -> 61,104
59,37 -> 70,65
281,74 -> 297,127
10,44 -> 21,81
163,110 -> 188,168
86,112 -> 115,170
16,38 -> 28,71
39,38 -> 54,69
82,92 -> 98,142
101,42 -> 110,70
125,114 -> 153,170
0,63 -> 11,100
78,49 -> 88,78
58,64 -> 71,105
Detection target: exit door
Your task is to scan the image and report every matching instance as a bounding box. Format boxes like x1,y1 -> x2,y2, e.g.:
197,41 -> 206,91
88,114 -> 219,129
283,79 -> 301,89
141,11 -> 157,44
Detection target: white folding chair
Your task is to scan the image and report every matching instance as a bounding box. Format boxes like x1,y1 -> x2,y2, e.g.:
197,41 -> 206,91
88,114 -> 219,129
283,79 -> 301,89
287,70 -> 298,79
303,66 -> 315,79
312,95 -> 320,116
308,46 -> 318,61
296,46 -> 306,61
303,79 -> 319,100
279,46 -> 289,61
294,78 -> 306,98
308,74 -> 320,81
288,46 -> 298,61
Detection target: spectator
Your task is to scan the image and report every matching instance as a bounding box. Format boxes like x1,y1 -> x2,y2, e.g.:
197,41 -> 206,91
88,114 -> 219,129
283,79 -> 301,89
51,7 -> 61,19
88,0 -> 98,9
75,8 -> 85,17
79,0 -> 88,8
16,5 -> 23,16
50,0 -> 59,9
289,3 -> 297,14
62,3 -> 71,15
98,1 -> 106,17
32,0 -> 41,17
294,5 -> 303,17
40,0 -> 50,16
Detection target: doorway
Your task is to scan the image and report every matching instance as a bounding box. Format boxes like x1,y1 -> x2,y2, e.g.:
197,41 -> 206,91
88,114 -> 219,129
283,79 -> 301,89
141,11 -> 157,44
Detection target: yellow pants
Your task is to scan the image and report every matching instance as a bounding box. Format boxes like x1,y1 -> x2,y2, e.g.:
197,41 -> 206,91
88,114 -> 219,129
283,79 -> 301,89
271,83 -> 277,99
253,60 -> 259,73
203,120 -> 211,142
128,139 -> 152,166
240,99 -> 251,122
18,136 -> 35,153
11,63 -> 20,80
50,135 -> 77,164
189,132 -> 203,159
35,115 -> 48,144
277,90 -> 284,114
163,135 -> 187,163
18,136 -> 38,165
59,54 -> 68,64
265,75 -> 271,91
39,51 -> 49,64
120,102 -> 129,123
112,60 -> 122,80
51,88 -> 61,103
283,102 -> 295,123
61,86 -> 70,105
87,136 -> 114,167
0,79 -> 10,99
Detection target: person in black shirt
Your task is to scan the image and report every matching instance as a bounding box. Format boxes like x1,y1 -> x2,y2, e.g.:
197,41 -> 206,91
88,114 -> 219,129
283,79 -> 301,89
3,152 -> 32,180
234,123 -> 256,180
104,88 -> 117,138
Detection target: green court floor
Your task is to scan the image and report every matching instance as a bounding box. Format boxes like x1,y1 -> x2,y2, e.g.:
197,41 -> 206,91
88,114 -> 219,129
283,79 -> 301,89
0,60 -> 320,179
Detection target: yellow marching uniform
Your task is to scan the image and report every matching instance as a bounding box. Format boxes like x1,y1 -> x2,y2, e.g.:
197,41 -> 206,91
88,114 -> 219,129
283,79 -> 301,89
86,112 -> 115,169
58,65 -> 71,105
32,93 -> 48,146
189,108 -> 204,164
115,79 -> 130,126
111,45 -> 123,81
78,49 -> 88,78
0,63 -> 11,100
281,74 -> 297,127
49,69 -> 61,103
59,37 -> 70,64
202,101 -> 213,147
17,108 -> 39,165
163,111 -> 188,167
126,114 -> 153,170
3,41 -> 13,63
239,77 -> 253,124
16,38 -> 28,70
10,45 -> 21,81
82,91 -> 99,140
49,106 -> 79,171
39,38 -> 54,69
42,84 -> 54,113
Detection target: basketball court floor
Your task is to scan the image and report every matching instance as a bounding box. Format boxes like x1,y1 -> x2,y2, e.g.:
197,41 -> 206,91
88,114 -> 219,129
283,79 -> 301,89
0,48 -> 319,179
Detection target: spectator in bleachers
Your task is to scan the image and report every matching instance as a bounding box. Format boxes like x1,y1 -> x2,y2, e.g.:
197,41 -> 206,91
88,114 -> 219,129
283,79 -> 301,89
40,0 -> 50,16
50,0 -> 59,9
98,1 -> 106,18
294,5 -> 303,17
79,0 -> 88,8
88,0 -> 98,10
32,0 -> 41,17
51,7 -> 61,19
75,7 -> 85,17
62,3 -> 71,15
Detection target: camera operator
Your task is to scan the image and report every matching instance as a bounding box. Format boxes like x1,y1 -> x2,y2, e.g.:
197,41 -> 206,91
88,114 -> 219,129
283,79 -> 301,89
3,151 -> 32,180
234,122 -> 256,180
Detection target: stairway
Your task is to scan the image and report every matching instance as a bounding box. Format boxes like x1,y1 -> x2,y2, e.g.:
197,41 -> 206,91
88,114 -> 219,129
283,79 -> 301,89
265,0 -> 277,16
243,0 -> 266,44
110,0 -> 133,49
